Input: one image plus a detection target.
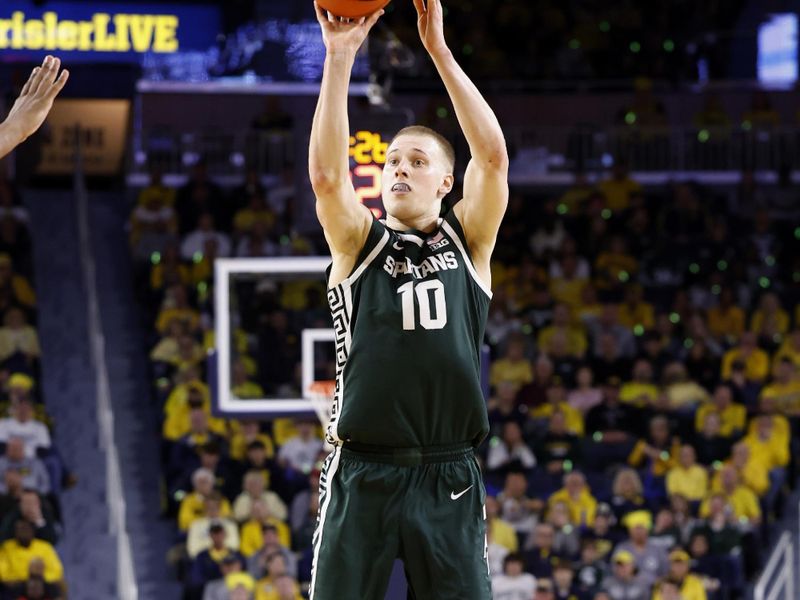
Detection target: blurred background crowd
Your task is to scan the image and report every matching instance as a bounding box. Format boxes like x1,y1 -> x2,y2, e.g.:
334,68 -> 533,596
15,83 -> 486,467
128,142 -> 799,599
0,0 -> 799,598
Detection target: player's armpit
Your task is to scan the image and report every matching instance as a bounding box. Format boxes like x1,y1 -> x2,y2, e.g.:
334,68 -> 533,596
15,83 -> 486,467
456,156 -> 509,255
313,184 -> 373,257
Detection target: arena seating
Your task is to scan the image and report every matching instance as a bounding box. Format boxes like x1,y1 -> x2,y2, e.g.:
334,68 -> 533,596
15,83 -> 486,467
126,131 -> 800,599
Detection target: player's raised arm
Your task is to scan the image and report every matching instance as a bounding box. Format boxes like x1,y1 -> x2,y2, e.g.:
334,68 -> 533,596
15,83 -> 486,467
413,0 -> 508,276
0,56 -> 69,159
309,2 -> 383,266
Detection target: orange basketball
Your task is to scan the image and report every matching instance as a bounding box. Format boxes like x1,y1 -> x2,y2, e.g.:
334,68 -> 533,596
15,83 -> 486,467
318,0 -> 391,19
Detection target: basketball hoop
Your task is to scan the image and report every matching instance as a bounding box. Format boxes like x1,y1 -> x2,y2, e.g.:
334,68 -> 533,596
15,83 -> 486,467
307,380 -> 335,430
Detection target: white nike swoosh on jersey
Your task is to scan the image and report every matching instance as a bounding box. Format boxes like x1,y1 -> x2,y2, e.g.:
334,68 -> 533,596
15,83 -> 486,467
450,485 -> 473,501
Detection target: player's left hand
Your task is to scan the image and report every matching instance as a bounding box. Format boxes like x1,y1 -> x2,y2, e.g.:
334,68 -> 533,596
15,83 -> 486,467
412,0 -> 448,56
5,55 -> 69,142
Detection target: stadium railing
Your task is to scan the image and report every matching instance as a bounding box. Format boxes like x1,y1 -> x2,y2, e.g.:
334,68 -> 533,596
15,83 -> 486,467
753,530 -> 794,600
129,125 -> 800,179
74,133 -> 138,600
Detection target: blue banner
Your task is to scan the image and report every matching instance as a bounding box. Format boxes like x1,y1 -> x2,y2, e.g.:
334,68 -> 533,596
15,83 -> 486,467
0,1 -> 219,63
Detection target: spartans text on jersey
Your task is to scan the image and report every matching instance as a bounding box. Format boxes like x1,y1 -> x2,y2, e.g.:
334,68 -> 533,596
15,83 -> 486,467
383,251 -> 459,279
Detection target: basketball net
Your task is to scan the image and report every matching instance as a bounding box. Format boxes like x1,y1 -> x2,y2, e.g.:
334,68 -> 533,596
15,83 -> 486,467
307,380 -> 335,431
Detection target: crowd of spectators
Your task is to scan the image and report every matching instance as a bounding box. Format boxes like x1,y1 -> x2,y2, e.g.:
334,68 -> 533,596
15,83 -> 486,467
132,141 -> 799,600
134,163 -> 323,600
0,177 -> 73,599
374,0 -> 745,83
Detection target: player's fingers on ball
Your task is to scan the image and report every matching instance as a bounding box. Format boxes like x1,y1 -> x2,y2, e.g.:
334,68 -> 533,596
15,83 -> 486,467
365,8 -> 384,28
412,0 -> 426,15
312,2 -> 327,25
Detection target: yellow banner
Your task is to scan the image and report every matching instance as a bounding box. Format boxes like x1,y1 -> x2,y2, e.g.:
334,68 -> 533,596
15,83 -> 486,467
0,11 -> 178,52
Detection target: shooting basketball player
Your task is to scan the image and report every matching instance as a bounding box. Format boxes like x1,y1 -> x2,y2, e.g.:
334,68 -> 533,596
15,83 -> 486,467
0,56 -> 69,159
309,0 -> 507,597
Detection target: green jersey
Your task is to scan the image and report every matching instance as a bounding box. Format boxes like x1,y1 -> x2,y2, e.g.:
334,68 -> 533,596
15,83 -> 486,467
325,208 -> 491,448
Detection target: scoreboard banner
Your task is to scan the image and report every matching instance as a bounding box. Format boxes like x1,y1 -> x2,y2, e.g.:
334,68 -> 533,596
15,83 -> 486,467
349,129 -> 388,219
346,109 -> 413,220
0,1 -> 219,63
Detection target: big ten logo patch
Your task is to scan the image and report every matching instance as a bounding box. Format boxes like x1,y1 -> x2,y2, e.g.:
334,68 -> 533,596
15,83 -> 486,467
349,130 -> 388,218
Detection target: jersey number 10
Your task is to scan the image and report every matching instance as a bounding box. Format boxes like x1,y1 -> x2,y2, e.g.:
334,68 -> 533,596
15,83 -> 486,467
397,280 -> 448,330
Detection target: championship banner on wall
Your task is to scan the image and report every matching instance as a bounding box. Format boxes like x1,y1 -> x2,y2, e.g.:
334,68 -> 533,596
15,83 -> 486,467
0,1 -> 219,63
37,99 -> 130,176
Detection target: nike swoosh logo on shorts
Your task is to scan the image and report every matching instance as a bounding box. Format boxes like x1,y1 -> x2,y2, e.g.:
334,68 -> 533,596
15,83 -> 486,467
450,485 -> 473,500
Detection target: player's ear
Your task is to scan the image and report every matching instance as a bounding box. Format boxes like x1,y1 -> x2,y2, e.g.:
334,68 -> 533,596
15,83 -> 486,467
437,173 -> 454,198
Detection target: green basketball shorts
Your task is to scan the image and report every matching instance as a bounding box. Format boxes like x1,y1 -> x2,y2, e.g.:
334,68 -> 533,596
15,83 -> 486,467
309,442 -> 491,600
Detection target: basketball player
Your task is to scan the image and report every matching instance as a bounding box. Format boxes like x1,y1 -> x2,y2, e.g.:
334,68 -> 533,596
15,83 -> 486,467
0,56 -> 69,159
309,0 -> 507,597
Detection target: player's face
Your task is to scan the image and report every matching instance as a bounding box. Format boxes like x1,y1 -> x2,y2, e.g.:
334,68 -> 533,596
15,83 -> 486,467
382,134 -> 453,223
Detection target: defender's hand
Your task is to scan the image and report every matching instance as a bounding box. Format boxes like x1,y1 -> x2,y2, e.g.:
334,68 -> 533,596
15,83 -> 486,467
314,1 -> 384,57
5,55 -> 69,143
413,0 -> 448,57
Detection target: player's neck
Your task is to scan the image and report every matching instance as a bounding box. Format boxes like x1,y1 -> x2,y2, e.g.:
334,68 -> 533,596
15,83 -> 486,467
385,212 -> 440,234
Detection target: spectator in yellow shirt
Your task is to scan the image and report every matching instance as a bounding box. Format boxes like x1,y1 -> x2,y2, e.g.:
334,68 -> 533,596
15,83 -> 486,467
178,468 -> 233,532
232,359 -> 266,400
489,334 -> 533,392
548,471 -> 598,527
706,287 -> 745,343
155,284 -> 201,334
137,167 -> 176,207
743,415 -> 789,507
261,574 -> 304,600
711,442 -> 769,497
597,160 -> 642,212
749,396 -> 792,460
721,332 -> 770,383
699,467 -> 761,527
240,499 -> 292,557
760,358 -> 800,414
149,243 -> 191,292
254,552 -> 298,600
618,284 -> 655,330
663,362 -> 709,410
230,420 -> 275,462
0,306 -> 40,365
620,359 -> 660,408
693,385 -> 746,438
549,254 -> 589,309
666,446 -> 708,502
0,520 -> 63,584
233,193 -> 276,237
485,495 -> 518,553
654,549 -> 707,600
750,292 -> 790,337
163,380 -> 227,442
773,328 -> 800,369
0,254 -> 36,309
594,236 -> 638,291
538,304 -> 588,359
746,414 -> 789,467
532,382 -> 584,436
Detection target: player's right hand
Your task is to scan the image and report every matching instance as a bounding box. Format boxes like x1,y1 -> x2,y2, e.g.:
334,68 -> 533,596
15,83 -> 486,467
313,1 -> 384,57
